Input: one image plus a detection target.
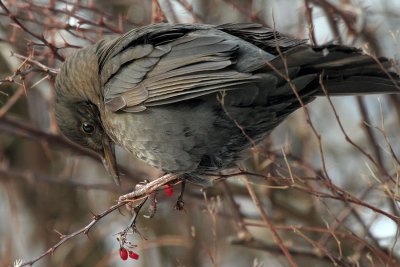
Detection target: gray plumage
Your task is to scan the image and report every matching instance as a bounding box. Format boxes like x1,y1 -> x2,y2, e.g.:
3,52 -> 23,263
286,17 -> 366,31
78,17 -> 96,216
55,23 -> 400,185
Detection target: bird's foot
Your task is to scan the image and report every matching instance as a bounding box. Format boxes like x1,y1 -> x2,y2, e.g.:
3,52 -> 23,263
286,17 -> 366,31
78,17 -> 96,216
174,180 -> 186,210
118,173 -> 179,202
143,190 -> 157,218
130,180 -> 158,219
118,173 -> 186,219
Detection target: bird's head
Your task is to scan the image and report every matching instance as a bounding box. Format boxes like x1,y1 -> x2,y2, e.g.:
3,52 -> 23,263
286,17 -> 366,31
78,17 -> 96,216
54,46 -> 120,184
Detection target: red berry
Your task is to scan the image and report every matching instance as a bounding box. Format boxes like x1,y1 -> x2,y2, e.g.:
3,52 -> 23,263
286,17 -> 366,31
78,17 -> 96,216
164,184 -> 173,197
129,250 -> 140,260
119,247 -> 128,260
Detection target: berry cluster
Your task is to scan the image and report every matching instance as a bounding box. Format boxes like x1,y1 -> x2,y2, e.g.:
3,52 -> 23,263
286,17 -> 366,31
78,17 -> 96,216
119,247 -> 139,261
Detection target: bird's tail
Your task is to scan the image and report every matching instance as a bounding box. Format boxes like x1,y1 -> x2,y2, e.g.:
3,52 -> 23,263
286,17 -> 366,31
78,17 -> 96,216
268,45 -> 400,96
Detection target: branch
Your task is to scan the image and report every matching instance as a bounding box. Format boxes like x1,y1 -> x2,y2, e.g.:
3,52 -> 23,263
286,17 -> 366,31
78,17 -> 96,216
20,201 -> 126,266
243,176 -> 299,267
0,0 -> 65,61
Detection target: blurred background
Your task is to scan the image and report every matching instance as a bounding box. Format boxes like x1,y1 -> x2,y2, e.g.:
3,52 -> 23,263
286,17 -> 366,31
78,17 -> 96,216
0,0 -> 400,266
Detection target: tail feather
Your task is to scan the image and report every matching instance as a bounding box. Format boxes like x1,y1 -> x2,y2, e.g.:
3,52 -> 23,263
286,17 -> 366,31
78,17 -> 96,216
268,44 -> 400,96
315,76 -> 400,96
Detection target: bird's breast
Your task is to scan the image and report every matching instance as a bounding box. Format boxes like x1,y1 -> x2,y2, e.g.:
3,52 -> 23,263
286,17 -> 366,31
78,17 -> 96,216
100,104 -> 212,173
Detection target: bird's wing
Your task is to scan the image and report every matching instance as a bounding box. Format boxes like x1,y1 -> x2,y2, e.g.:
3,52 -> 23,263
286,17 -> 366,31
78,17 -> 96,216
217,23 -> 306,54
97,23 -> 301,113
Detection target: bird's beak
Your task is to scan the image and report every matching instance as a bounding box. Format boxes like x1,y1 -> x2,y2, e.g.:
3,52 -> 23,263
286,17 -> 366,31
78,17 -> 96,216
101,135 -> 120,186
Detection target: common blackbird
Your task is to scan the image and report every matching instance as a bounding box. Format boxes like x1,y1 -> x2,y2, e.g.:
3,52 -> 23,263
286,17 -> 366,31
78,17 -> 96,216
55,23 -> 399,185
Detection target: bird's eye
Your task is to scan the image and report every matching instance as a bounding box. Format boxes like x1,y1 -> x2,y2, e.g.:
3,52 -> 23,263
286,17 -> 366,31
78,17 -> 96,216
81,122 -> 95,134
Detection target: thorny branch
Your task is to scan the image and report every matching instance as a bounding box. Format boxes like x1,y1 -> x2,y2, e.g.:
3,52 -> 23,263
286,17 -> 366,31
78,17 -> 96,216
18,201 -> 127,267
0,0 -> 65,60
17,173 -> 182,267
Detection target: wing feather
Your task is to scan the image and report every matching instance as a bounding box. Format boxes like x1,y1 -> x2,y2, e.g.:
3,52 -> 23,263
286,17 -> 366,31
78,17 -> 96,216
100,30 -> 259,112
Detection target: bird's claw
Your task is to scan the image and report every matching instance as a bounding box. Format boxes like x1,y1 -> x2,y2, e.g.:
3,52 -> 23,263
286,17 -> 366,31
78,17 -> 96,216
174,199 -> 184,210
174,180 -> 186,210
144,190 -> 157,218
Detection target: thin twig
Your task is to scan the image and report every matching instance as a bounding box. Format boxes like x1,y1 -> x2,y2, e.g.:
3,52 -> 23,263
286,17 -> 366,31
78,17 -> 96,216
243,176 -> 299,267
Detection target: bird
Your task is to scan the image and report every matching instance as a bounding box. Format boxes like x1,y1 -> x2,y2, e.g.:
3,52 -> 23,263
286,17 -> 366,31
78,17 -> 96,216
55,23 -> 400,186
